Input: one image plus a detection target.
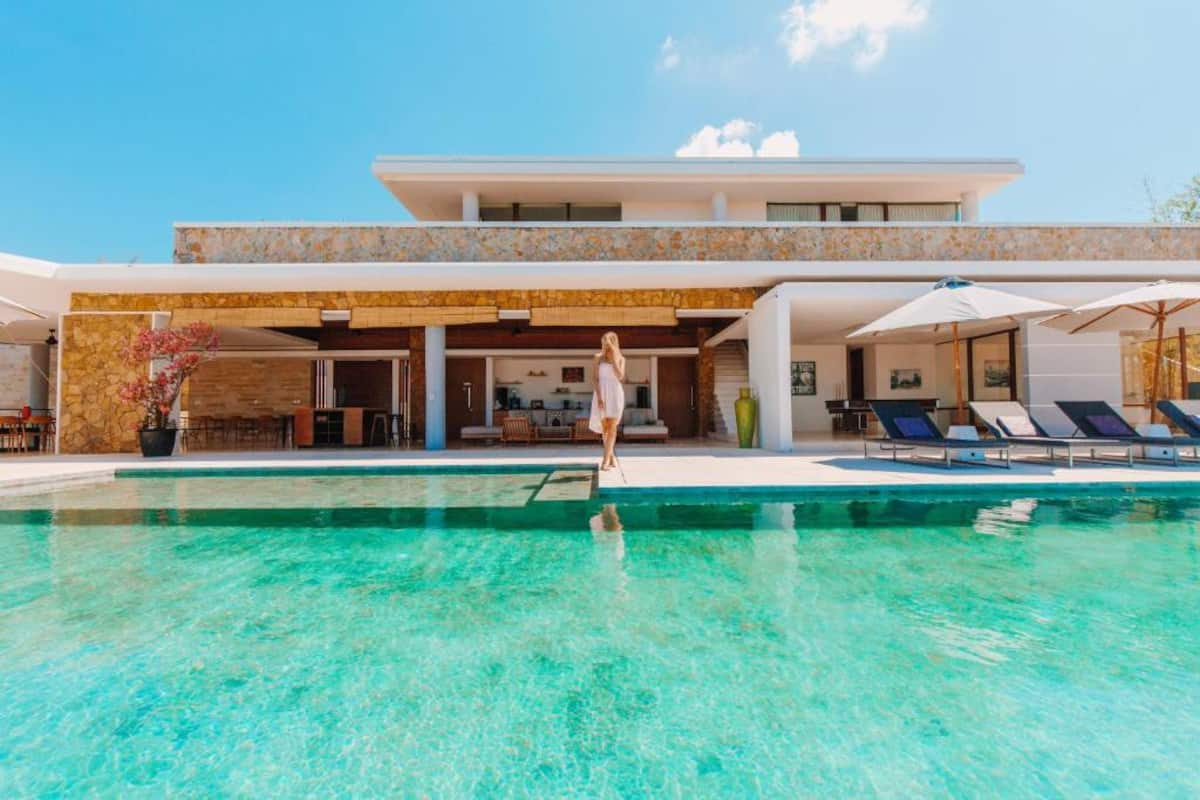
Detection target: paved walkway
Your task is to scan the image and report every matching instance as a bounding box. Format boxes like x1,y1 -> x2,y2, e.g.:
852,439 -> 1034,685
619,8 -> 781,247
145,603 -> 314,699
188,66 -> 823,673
3,440 -> 1200,496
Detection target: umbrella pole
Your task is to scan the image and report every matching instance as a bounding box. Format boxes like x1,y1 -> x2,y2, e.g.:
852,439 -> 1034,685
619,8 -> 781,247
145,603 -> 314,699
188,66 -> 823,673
1180,327 -> 1189,400
1150,312 -> 1165,423
952,322 -> 965,425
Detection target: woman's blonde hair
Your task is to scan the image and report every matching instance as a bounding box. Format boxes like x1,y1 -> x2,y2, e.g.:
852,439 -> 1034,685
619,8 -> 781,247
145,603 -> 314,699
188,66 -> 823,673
601,331 -> 624,365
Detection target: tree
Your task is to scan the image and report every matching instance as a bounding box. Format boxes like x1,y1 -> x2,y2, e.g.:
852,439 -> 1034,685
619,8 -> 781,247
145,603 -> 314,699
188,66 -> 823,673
1149,175 -> 1200,223
118,322 -> 219,430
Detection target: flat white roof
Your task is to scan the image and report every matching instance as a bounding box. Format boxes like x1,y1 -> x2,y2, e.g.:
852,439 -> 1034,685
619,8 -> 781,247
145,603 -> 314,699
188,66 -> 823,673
371,156 -> 1025,219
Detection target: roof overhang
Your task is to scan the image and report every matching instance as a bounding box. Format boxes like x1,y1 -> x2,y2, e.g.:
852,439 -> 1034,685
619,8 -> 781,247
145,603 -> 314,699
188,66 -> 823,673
371,156 -> 1025,219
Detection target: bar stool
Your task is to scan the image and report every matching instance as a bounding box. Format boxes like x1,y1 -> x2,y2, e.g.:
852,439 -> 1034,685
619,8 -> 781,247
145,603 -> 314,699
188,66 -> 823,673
368,412 -> 389,447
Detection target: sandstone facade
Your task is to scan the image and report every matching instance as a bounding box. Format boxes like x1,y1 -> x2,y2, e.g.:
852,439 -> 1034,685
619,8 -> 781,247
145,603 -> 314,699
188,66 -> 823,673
59,314 -> 149,454
184,358 -> 312,418
175,224 -> 1200,264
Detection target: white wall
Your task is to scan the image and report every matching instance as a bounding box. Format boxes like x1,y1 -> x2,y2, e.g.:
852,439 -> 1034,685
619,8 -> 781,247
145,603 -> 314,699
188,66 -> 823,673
748,291 -> 792,450
621,200 -> 767,222
864,344 -> 938,399
789,344 -> 847,432
1019,321 -> 1123,435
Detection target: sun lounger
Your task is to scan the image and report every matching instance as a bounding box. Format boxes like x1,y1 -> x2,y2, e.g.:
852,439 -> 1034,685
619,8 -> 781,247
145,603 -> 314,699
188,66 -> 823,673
1056,400 -> 1200,466
970,401 -> 1133,467
1155,399 -> 1200,439
866,400 -> 1010,468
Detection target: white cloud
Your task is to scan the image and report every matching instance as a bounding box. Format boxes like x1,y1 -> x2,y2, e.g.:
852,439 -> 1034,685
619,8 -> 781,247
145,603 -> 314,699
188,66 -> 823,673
675,119 -> 800,158
780,0 -> 929,69
755,130 -> 800,157
657,35 -> 681,71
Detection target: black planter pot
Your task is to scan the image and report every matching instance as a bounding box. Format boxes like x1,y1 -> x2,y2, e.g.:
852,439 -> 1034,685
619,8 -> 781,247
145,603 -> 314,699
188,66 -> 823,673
138,428 -> 178,458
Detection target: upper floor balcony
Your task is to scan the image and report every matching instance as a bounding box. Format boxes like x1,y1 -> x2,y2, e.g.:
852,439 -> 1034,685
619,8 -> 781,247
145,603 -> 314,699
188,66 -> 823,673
173,222 -> 1200,264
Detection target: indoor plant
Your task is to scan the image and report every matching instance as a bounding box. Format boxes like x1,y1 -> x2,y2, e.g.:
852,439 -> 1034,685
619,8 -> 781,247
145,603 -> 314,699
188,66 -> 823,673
118,322 -> 219,457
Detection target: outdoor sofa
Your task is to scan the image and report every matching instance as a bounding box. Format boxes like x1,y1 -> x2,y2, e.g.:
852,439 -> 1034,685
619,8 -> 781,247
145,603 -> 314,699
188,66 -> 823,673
970,401 -> 1134,467
1056,400 -> 1200,466
866,400 -> 1011,469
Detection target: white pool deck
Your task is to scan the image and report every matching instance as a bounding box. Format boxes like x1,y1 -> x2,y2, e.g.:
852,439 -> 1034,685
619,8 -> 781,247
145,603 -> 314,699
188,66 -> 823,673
3,438 -> 1200,496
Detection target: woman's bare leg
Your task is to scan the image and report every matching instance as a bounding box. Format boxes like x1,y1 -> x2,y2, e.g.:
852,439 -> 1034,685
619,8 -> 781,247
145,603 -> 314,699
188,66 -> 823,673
601,418 -> 618,469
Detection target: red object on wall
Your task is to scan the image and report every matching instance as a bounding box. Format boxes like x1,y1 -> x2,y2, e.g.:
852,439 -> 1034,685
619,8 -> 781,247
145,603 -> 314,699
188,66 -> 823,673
20,406 -> 31,420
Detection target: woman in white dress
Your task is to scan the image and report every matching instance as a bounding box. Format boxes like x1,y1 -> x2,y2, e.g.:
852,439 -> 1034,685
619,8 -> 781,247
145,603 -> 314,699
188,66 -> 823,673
588,331 -> 626,471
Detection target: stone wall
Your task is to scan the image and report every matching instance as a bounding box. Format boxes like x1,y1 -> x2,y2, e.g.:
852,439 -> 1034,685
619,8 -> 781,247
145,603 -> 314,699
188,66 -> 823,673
59,314 -> 149,454
184,358 -> 312,418
696,328 -> 715,437
175,224 -> 1200,264
70,288 -> 757,313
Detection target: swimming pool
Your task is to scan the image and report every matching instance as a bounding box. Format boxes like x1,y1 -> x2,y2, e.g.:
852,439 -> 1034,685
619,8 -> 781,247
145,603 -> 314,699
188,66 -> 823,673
1,471 -> 1197,796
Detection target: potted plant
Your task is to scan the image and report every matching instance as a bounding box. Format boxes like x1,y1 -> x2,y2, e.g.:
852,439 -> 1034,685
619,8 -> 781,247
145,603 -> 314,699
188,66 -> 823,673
118,322 -> 219,457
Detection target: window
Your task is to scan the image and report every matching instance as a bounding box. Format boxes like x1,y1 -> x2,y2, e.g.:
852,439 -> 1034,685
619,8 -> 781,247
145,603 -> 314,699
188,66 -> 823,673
477,203 -> 622,222
766,203 -> 821,221
568,204 -> 621,222
768,201 -> 960,222
479,204 -> 514,222
887,203 -> 958,222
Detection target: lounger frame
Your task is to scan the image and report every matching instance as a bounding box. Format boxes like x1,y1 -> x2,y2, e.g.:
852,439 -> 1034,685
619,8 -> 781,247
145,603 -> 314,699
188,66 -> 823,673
865,400 -> 1011,469
969,401 -> 1134,468
1056,400 -> 1200,467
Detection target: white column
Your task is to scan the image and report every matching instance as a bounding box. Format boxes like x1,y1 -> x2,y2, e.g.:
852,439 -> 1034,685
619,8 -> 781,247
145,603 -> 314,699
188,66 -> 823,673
747,290 -> 793,451
462,191 -> 479,223
484,356 -> 495,426
711,191 -> 728,221
27,343 -> 50,411
650,357 -> 659,420
960,190 -> 980,222
1019,320 -> 1123,435
425,325 -> 446,450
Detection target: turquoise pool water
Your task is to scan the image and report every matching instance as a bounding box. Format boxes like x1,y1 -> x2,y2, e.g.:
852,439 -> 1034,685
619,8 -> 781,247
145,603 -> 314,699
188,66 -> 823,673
1,472 -> 1198,797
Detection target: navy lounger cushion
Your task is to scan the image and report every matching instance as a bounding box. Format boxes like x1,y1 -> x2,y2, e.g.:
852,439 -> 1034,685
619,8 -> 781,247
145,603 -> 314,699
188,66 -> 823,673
1086,414 -> 1130,437
1191,414 -> 1200,430
997,415 -> 1037,437
895,416 -> 936,439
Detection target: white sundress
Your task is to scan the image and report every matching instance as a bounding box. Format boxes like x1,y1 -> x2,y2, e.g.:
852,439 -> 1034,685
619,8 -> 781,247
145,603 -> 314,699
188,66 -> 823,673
588,360 -> 625,433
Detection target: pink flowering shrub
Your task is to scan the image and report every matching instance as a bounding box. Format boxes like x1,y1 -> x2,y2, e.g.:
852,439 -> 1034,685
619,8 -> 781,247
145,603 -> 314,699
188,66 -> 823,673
118,322 -> 219,430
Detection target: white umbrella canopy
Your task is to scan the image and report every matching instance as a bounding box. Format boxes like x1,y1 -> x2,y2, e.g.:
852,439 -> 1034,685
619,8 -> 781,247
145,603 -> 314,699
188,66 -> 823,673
1041,281 -> 1200,421
848,277 -> 1068,423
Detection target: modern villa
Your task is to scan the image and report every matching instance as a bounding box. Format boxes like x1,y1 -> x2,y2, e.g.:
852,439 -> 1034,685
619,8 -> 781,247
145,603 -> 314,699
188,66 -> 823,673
3,155 -> 1199,454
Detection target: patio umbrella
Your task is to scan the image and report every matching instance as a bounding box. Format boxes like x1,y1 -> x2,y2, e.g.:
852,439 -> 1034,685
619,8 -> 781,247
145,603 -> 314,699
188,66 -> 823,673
1041,281 -> 1200,422
848,277 -> 1067,424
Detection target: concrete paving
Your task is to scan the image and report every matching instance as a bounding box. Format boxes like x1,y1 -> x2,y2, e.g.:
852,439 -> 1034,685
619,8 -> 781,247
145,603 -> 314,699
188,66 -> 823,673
2,439 -> 1199,497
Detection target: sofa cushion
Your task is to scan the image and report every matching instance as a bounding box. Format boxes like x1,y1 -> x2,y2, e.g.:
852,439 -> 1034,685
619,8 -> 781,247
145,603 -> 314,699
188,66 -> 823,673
1086,414 -> 1131,437
461,426 -> 502,439
997,415 -> 1038,437
894,416 -> 936,439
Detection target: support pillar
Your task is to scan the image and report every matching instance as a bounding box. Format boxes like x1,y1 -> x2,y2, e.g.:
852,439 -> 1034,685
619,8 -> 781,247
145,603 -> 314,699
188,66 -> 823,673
711,191 -> 728,221
462,191 -> 479,223
424,325 -> 446,450
408,328 -> 426,440
696,327 -> 715,437
747,290 -> 792,451
960,190 -> 980,222
27,343 -> 51,411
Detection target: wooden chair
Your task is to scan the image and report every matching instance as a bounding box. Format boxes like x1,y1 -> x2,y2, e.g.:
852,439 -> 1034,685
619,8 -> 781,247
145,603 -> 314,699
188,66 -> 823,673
501,415 -> 536,444
25,415 -> 54,452
0,416 -> 26,453
256,414 -> 279,448
573,417 -> 600,442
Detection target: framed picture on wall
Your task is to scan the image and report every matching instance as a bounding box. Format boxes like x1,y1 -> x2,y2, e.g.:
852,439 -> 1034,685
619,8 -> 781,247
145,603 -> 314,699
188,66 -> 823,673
791,361 -> 816,396
890,368 -> 923,390
562,366 -> 585,383
984,360 -> 1011,388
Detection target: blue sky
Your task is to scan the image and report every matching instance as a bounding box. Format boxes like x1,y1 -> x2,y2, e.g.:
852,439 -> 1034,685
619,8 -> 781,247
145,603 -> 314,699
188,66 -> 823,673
2,0 -> 1197,262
